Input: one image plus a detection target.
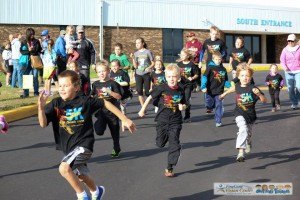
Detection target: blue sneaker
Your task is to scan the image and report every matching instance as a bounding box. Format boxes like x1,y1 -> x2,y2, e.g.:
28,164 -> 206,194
78,196 -> 91,200
92,186 -> 105,200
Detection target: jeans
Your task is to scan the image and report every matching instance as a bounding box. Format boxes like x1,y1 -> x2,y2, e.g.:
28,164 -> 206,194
285,72 -> 300,106
11,59 -> 19,88
205,94 -> 223,123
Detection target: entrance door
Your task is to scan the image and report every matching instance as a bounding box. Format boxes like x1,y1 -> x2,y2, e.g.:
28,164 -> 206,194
266,35 -> 276,63
163,29 -> 183,63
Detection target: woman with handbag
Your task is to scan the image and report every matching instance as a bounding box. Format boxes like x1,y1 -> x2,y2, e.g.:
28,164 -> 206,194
20,28 -> 42,98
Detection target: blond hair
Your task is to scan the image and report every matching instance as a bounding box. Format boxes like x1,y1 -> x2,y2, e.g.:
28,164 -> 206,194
180,48 -> 194,61
66,25 -> 75,34
210,26 -> 220,34
165,63 -> 180,77
236,63 -> 254,77
212,52 -> 222,59
95,59 -> 109,72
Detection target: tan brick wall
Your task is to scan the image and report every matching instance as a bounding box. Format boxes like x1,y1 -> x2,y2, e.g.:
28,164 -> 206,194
275,34 -> 300,63
103,27 -> 163,60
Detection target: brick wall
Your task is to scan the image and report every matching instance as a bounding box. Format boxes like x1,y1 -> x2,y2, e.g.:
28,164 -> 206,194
103,27 -> 163,60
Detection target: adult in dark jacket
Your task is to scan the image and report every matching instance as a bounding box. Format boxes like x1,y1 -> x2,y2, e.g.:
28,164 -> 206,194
75,25 -> 96,93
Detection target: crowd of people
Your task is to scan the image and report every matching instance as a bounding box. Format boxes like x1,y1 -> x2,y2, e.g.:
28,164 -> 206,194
1,25 -> 300,200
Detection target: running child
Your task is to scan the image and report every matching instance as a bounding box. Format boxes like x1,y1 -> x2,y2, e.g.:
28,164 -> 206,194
229,36 -> 253,79
177,48 -> 199,122
150,59 -> 166,113
220,63 -> 267,162
68,61 -> 90,96
91,61 -> 123,158
138,64 -> 186,177
265,64 -> 284,112
201,52 -> 231,127
38,70 -> 136,200
110,59 -> 132,115
0,115 -> 9,134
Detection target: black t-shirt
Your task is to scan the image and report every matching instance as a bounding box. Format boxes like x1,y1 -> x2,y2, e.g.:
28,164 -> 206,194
151,84 -> 186,123
230,47 -> 251,70
45,95 -> 104,154
204,64 -> 228,95
234,83 -> 260,124
150,71 -> 166,87
110,70 -> 132,99
232,77 -> 255,85
202,38 -> 227,62
265,73 -> 283,93
177,61 -> 199,86
90,80 -> 122,107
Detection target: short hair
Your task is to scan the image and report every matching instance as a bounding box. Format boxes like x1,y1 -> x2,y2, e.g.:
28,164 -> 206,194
236,63 -> 254,77
2,40 -> 10,47
210,25 -> 219,33
111,59 -> 121,67
212,52 -> 222,59
114,43 -> 123,49
58,70 -> 80,87
165,63 -> 180,77
270,63 -> 278,69
236,36 -> 245,45
96,59 -> 109,72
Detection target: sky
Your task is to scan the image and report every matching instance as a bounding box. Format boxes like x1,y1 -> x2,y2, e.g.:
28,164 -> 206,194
205,0 -> 300,8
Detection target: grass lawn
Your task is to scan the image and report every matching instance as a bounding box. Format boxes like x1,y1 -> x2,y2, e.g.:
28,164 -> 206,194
0,70 -> 98,112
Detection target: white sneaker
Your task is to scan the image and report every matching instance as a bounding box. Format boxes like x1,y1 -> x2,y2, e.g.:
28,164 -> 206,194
291,105 -> 297,110
245,144 -> 252,154
236,152 -> 245,162
154,106 -> 159,113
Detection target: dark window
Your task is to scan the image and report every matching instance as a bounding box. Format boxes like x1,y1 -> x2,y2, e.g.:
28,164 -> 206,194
163,29 -> 183,63
225,34 -> 261,63
266,35 -> 276,63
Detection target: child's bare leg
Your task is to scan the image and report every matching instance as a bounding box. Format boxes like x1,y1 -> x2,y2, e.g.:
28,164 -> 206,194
59,162 -> 85,194
6,72 -> 11,85
78,174 -> 97,192
44,79 -> 51,93
138,95 -> 144,106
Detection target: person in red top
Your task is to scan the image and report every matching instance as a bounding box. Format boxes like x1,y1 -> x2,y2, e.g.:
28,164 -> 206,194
185,32 -> 203,91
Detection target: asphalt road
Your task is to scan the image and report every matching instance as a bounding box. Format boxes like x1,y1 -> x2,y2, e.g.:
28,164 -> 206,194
1,71 -> 300,200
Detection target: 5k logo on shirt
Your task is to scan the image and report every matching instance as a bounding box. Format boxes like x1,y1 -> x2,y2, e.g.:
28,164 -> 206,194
233,53 -> 244,62
236,93 -> 254,111
66,107 -> 84,121
207,45 -> 220,54
213,70 -> 226,82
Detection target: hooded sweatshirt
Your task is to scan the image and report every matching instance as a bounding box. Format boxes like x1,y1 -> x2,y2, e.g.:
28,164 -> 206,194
280,45 -> 300,73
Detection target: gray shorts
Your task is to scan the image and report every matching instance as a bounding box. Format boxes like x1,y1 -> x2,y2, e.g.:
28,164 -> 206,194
61,146 -> 92,176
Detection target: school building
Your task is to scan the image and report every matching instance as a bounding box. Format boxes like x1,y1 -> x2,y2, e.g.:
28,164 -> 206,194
1,0 -> 300,64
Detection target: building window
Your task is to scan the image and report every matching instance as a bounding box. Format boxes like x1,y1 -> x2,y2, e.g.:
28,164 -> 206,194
163,29 -> 183,63
225,34 -> 261,63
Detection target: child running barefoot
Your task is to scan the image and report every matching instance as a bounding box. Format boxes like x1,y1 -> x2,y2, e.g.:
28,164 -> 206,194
220,63 -> 267,162
38,70 -> 135,200
139,64 -> 186,177
150,60 -> 166,113
0,115 -> 9,134
265,64 -> 284,112
91,61 -> 124,158
110,59 -> 132,115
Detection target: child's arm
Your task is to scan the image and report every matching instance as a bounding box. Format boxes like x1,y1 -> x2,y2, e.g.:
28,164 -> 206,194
220,85 -> 236,99
252,88 -> 267,103
138,95 -> 153,117
130,53 -> 138,69
102,87 -> 122,100
104,100 -> 136,133
38,91 -> 50,128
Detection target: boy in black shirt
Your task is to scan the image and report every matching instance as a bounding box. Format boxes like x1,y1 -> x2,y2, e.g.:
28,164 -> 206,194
220,65 -> 267,162
68,61 -> 90,96
110,59 -> 132,115
138,64 -> 186,177
199,26 -> 227,68
229,36 -> 253,79
201,52 -> 231,127
91,62 -> 123,158
265,64 -> 284,112
177,48 -> 199,122
38,70 -> 135,200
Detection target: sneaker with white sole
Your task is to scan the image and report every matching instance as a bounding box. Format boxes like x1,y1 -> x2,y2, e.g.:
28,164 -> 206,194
92,186 -> 105,200
236,152 -> 245,162
245,144 -> 252,154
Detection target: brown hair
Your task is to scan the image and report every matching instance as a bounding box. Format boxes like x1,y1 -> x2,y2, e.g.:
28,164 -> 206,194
58,70 -> 80,87
210,26 -> 220,34
114,43 -> 123,50
2,40 -> 10,48
236,36 -> 245,45
236,62 -> 254,77
136,37 -> 147,49
269,63 -> 278,70
67,61 -> 79,70
47,39 -> 55,53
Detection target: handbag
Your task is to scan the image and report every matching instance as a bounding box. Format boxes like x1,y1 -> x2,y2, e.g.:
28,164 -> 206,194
30,55 -> 43,69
